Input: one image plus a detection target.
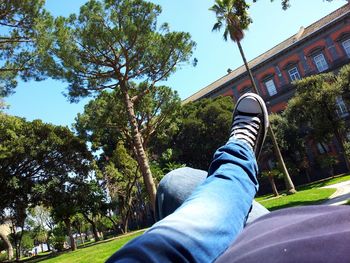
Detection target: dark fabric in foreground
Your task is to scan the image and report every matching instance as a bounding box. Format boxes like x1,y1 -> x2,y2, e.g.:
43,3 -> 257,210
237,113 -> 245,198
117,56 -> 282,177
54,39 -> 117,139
216,205 -> 350,263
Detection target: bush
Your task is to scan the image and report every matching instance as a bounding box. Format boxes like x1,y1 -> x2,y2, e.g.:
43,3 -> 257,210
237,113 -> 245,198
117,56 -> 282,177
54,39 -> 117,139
21,232 -> 34,254
50,226 -> 67,252
344,141 -> 350,159
51,235 -> 66,251
0,252 -> 8,262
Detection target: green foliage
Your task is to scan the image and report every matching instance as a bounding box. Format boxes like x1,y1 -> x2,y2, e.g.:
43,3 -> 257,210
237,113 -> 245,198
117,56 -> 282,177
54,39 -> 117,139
337,64 -> 350,108
285,69 -> 350,171
20,231 -> 34,252
0,112 -> 96,256
286,73 -> 343,143
50,225 -> 67,252
261,169 -> 283,179
43,0 -> 195,101
269,113 -> 304,154
44,0 -> 195,206
345,141 -> 350,159
75,84 -> 181,222
172,96 -> 234,170
101,141 -> 139,200
261,113 -> 306,178
0,252 -> 7,262
32,226 -> 47,245
75,85 -> 181,157
0,114 -> 91,212
0,0 -> 53,96
0,113 -> 93,221
98,142 -> 142,232
316,155 -> 339,170
210,0 -> 252,42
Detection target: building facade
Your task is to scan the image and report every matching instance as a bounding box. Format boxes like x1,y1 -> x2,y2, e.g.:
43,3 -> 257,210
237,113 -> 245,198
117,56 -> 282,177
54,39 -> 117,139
185,3 -> 350,187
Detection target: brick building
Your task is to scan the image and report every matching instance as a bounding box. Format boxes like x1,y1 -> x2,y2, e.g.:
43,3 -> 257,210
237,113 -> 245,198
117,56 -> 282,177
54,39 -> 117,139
184,3 -> 350,185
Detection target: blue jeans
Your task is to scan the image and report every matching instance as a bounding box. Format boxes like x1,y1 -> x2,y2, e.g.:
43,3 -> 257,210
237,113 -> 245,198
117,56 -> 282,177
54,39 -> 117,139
155,168 -> 269,225
107,139 -> 265,262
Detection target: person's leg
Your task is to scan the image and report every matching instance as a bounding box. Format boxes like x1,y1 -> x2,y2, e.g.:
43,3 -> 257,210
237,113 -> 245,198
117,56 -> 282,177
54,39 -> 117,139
155,167 -> 269,223
108,140 -> 258,263
107,93 -> 269,263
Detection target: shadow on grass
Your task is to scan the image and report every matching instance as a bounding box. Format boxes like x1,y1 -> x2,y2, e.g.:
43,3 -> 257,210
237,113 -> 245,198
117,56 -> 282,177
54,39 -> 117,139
266,197 -> 332,211
297,173 -> 350,191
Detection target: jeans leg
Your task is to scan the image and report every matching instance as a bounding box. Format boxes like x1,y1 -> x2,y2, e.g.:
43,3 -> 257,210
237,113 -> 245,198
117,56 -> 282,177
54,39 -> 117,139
155,167 -> 207,221
156,167 -> 269,223
107,139 -> 259,263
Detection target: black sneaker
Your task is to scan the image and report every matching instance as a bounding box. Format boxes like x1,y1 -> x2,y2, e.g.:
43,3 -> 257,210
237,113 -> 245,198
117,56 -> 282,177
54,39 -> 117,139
229,93 -> 269,159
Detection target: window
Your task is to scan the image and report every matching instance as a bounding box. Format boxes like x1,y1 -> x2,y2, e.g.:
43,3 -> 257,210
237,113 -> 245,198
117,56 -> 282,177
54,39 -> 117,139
317,142 -> 329,154
313,53 -> 328,72
336,96 -> 348,117
268,159 -> 276,169
288,67 -> 301,81
265,79 -> 277,96
342,39 -> 350,58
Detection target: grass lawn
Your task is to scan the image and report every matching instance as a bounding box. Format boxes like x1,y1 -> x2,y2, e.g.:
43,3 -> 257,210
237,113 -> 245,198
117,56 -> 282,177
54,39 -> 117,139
297,173 -> 350,190
256,173 -> 350,203
20,174 -> 349,262
24,231 -> 144,263
257,188 -> 336,211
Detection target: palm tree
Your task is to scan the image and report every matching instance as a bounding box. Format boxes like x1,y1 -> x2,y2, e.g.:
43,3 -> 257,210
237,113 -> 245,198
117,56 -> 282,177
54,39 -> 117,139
210,0 -> 296,194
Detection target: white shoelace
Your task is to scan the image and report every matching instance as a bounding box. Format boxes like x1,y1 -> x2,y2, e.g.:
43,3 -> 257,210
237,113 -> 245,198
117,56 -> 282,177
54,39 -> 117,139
230,115 -> 261,149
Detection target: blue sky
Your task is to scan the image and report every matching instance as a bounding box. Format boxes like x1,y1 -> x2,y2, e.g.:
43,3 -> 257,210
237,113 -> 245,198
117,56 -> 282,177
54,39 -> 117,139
4,0 -> 347,127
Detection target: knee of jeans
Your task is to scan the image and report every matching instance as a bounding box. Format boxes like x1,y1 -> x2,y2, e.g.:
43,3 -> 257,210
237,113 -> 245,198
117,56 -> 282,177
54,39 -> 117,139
159,167 -> 188,187
156,167 -> 203,220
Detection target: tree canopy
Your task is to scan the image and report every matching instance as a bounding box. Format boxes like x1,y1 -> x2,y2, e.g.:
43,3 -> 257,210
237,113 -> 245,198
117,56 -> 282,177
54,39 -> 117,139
0,0 -> 52,97
171,96 -> 234,170
40,0 -> 195,208
0,113 -> 94,255
210,0 -> 251,42
74,84 -> 181,159
286,71 -> 350,171
44,0 -> 195,101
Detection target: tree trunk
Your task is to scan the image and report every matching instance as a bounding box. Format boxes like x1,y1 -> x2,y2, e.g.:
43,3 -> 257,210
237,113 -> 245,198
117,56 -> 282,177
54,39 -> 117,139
0,231 -> 14,260
122,203 -> 132,234
269,127 -> 296,194
305,169 -> 311,183
79,232 -> 84,246
268,175 -> 279,197
47,239 -> 51,252
334,130 -> 350,171
83,214 -> 100,242
236,40 -> 296,194
15,229 -> 24,261
12,222 -> 24,261
64,219 -> 76,251
121,88 -> 157,211
91,224 -> 100,242
106,216 -> 119,232
10,223 -> 19,261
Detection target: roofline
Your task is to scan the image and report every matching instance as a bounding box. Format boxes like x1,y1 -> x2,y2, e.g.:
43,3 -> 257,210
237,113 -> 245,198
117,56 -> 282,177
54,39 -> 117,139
183,3 -> 350,104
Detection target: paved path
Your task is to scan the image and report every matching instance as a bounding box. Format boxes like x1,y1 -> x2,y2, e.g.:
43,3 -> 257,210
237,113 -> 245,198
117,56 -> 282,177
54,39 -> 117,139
320,180 -> 350,205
